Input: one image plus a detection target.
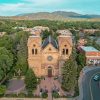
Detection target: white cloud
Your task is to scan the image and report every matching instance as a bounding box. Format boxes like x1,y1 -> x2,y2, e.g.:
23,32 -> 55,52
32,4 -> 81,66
0,3 -> 29,16
0,0 -> 65,16
23,0 -> 63,6
0,0 -> 99,16
0,3 -> 25,11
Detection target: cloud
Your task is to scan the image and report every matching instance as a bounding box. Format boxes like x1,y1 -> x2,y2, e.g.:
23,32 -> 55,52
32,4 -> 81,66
0,3 -> 25,11
23,0 -> 63,6
0,0 -> 100,16
0,3 -> 29,16
0,0 -> 65,16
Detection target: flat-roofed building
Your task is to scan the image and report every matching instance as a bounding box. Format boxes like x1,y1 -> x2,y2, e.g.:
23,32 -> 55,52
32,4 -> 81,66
77,39 -> 87,46
79,46 -> 100,65
81,29 -> 100,34
29,26 -> 49,36
33,26 -> 49,32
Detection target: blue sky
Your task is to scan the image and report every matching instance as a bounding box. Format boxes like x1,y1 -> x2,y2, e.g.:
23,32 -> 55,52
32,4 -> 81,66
0,0 -> 100,16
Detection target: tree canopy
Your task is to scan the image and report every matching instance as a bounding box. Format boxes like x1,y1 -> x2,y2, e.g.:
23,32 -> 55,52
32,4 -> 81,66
25,68 -> 37,94
0,47 -> 13,84
62,55 -> 77,92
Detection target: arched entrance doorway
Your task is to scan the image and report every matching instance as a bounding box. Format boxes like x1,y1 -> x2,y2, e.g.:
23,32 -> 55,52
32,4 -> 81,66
48,66 -> 52,77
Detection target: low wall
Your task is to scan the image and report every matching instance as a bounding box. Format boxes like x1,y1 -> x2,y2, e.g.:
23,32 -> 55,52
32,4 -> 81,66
0,98 -> 77,100
1,98 -> 46,100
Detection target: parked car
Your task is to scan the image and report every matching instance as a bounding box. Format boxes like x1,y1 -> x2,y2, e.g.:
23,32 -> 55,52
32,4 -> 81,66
93,74 -> 100,81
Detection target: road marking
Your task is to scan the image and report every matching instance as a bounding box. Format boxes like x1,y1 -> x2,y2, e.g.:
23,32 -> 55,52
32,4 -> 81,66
89,72 -> 100,100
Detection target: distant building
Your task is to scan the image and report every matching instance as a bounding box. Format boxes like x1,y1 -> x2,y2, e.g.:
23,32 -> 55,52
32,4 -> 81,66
81,29 -> 100,34
14,26 -> 50,36
77,38 -> 87,46
24,28 -> 33,32
27,30 -> 73,77
29,26 -> 50,36
79,46 -> 100,66
13,27 -> 27,30
33,26 -> 49,32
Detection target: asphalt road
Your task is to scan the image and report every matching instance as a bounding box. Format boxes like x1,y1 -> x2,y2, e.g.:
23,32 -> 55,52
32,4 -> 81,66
82,67 -> 100,100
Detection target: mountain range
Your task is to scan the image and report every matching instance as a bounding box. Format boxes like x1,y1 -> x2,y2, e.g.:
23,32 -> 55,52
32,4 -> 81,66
17,11 -> 100,19
1,11 -> 100,20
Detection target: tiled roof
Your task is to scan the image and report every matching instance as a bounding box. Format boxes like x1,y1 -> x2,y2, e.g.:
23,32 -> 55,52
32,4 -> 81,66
42,36 -> 58,49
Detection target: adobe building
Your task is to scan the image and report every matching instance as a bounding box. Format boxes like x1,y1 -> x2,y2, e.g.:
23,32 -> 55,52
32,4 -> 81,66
81,29 -> 100,34
79,46 -> 100,65
27,30 -> 73,77
29,26 -> 49,36
77,38 -> 87,46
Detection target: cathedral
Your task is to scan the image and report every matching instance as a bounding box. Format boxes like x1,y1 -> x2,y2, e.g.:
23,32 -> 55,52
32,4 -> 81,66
27,29 -> 73,77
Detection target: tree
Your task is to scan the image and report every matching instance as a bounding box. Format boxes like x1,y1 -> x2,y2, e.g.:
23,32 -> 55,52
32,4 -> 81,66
15,33 -> 28,76
0,35 -> 14,52
0,85 -> 6,96
0,47 -> 13,84
42,30 -> 51,40
62,55 -> 77,92
25,68 -> 37,94
76,53 -> 86,67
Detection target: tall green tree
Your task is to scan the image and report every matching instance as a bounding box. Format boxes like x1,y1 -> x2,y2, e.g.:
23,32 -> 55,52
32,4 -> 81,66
42,30 -> 51,40
0,47 -> 13,84
25,68 -> 37,94
0,35 -> 13,52
15,33 -> 28,76
76,53 -> 86,67
62,55 -> 77,92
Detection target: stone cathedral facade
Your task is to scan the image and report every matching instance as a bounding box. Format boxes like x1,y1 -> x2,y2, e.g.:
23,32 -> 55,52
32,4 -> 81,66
27,29 -> 73,77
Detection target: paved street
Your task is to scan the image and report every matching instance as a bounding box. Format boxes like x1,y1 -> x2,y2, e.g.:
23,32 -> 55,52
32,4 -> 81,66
79,66 -> 100,100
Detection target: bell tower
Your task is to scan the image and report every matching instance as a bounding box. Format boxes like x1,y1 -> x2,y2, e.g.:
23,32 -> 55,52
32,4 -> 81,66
27,35 -> 42,77
58,30 -> 73,75
58,30 -> 73,60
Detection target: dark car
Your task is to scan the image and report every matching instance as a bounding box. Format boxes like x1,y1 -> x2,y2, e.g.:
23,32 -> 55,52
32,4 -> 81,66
93,74 -> 100,81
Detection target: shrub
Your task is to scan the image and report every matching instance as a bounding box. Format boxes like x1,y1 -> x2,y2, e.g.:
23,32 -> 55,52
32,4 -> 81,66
52,91 -> 60,98
41,92 -> 48,98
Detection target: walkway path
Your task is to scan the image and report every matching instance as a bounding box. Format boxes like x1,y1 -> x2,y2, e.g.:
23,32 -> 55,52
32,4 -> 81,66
48,92 -> 52,100
34,77 -> 65,100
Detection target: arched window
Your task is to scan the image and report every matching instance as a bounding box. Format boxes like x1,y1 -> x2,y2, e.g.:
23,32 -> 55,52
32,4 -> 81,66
32,44 -> 38,55
35,49 -> 38,54
62,49 -> 65,55
32,49 -> 34,54
66,49 -> 68,55
32,49 -> 38,55
62,49 -> 68,55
